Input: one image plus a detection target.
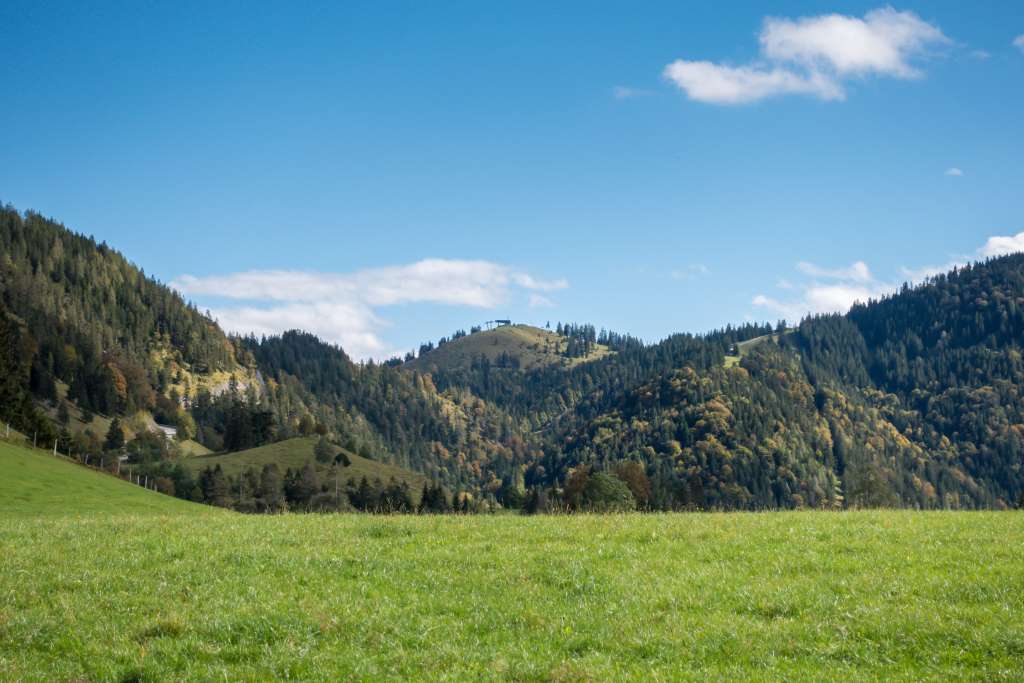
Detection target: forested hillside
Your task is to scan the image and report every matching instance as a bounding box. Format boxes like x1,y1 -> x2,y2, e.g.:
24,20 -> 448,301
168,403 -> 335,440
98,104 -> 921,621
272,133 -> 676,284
0,205 -> 528,500
3,203 -> 1023,511
237,330 -> 528,489
0,207 -> 232,422
529,258 -> 1024,510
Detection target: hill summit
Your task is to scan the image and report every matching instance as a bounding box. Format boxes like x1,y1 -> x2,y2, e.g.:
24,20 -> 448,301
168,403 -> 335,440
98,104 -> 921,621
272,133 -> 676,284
405,324 -> 612,373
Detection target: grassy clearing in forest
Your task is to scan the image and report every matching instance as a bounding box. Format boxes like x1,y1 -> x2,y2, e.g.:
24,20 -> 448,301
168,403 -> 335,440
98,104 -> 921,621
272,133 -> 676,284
1,507 -> 1021,681
181,436 -> 427,492
406,324 -> 612,373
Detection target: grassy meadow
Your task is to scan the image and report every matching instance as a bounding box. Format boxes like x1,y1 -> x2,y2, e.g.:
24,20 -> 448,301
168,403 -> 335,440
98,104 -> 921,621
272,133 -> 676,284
0,441 -> 207,516
1,448 -> 1022,683
181,436 -> 428,495
405,324 -> 613,372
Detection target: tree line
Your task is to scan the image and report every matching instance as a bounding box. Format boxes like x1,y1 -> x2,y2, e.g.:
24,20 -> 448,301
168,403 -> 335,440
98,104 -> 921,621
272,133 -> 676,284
6,202 -> 1024,511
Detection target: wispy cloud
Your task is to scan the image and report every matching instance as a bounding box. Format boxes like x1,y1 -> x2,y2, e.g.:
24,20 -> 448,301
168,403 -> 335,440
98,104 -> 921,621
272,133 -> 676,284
754,261 -> 892,320
1014,35 -> 1024,53
663,61 -> 841,105
901,231 -> 1024,281
664,7 -> 950,105
797,260 -> 872,282
612,85 -> 652,100
970,49 -> 991,60
173,259 -> 567,359
754,230 -> 1024,321
945,167 -> 963,176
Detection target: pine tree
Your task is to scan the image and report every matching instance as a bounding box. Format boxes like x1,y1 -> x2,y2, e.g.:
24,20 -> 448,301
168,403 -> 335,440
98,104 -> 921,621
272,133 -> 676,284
355,477 -> 375,511
200,465 -> 231,508
104,417 -> 125,452
418,483 -> 430,513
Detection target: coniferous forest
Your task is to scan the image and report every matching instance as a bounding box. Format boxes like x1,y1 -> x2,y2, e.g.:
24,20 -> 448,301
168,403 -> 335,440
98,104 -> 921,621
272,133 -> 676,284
2,204 -> 1023,512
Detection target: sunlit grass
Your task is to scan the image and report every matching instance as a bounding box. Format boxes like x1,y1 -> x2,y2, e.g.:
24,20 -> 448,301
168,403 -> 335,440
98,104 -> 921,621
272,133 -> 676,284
180,436 -> 426,492
1,511 -> 1021,681
0,441 -> 208,516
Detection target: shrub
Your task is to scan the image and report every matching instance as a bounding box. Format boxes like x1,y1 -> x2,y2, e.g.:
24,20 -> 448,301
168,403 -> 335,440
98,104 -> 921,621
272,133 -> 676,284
582,472 -> 635,512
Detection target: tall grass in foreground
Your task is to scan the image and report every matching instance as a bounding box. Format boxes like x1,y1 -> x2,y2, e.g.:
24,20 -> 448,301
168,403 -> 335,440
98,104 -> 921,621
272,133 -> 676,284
0,512 -> 1021,681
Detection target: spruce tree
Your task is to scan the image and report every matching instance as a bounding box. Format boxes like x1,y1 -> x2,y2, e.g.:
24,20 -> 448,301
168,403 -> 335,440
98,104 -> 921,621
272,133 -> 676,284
104,417 -> 125,452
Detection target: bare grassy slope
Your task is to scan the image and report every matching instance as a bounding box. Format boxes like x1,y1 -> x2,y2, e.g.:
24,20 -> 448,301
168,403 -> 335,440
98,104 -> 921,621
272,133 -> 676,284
0,440 -> 209,516
407,324 -> 612,373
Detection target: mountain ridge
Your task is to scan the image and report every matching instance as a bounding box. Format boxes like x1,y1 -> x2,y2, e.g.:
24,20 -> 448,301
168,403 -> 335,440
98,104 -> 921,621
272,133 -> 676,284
3,203 -> 1023,510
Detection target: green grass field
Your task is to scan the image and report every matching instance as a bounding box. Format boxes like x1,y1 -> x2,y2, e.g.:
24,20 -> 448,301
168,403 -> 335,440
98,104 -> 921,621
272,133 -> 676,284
2,441 -> 1022,681
0,440 -> 208,516
181,436 -> 427,494
1,507 -> 1022,679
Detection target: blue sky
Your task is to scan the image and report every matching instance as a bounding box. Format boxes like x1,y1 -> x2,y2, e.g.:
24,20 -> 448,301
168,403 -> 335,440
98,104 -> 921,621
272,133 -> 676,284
1,1 -> 1022,358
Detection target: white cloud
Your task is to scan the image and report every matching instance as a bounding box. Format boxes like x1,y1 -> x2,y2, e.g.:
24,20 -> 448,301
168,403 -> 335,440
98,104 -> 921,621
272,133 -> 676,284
978,231 -> 1024,258
211,302 -> 390,360
1014,35 -> 1024,53
801,283 -> 886,312
760,8 -> 948,78
174,260 -> 565,308
901,230 -> 1024,282
664,7 -> 950,104
757,230 -> 1024,321
970,49 -> 991,60
753,286 -> 883,321
662,61 -> 841,104
945,167 -> 963,176
797,260 -> 873,282
754,261 -> 891,320
612,86 -> 652,100
173,259 -> 567,360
